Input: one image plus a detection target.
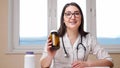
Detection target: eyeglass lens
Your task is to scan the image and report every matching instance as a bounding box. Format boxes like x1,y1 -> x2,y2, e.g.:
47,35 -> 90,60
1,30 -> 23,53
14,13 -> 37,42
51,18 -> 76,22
64,11 -> 80,18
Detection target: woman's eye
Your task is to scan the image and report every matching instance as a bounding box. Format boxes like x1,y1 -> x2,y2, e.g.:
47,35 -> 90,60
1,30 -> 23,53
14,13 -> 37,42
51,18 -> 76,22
65,13 -> 71,16
75,12 -> 80,15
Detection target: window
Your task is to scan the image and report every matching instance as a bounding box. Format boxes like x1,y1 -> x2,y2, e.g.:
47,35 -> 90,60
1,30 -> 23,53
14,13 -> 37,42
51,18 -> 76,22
8,0 -> 54,53
96,0 -> 120,53
20,0 -> 48,45
96,0 -> 120,45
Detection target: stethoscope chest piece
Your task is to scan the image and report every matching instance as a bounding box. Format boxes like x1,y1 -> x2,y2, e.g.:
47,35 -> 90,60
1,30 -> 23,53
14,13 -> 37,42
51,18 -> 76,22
64,53 -> 69,58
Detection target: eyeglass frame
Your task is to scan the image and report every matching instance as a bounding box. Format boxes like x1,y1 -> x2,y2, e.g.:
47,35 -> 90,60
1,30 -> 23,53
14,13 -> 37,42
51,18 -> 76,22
64,11 -> 81,19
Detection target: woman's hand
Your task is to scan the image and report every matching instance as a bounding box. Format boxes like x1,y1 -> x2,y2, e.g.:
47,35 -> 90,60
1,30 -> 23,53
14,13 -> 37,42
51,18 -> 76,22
72,61 -> 88,68
46,37 -> 57,57
40,37 -> 57,68
72,60 -> 113,68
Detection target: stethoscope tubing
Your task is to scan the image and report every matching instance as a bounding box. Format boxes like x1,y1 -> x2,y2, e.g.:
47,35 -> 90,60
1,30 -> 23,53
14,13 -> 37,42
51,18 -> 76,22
62,37 -> 69,57
76,42 -> 86,61
62,35 -> 86,61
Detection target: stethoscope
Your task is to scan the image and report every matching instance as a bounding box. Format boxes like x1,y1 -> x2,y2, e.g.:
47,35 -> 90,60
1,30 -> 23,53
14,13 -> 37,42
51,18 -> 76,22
62,35 -> 86,61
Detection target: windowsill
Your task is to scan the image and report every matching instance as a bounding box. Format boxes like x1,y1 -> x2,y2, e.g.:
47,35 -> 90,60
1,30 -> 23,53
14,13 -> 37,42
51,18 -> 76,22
102,45 -> 120,53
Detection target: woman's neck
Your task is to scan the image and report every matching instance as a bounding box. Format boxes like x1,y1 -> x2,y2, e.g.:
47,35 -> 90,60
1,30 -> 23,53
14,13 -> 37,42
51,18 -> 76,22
66,29 -> 79,45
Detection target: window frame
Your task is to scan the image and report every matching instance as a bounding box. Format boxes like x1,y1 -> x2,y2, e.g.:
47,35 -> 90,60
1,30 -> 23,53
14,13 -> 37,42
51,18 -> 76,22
8,0 -> 120,54
8,0 -> 56,53
88,0 -> 120,53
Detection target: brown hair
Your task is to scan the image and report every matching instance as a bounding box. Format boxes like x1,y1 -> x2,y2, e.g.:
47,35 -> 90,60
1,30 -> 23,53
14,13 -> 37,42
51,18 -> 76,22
58,2 -> 88,37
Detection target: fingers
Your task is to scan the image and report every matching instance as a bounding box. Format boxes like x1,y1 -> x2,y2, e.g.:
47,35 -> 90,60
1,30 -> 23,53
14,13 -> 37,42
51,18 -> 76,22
48,38 -> 52,45
72,63 -> 80,68
72,62 -> 80,68
46,36 -> 52,51
48,36 -> 52,45
72,61 -> 85,68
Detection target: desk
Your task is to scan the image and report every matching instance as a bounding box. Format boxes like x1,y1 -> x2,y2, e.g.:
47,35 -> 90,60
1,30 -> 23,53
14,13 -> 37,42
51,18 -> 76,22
85,67 -> 110,68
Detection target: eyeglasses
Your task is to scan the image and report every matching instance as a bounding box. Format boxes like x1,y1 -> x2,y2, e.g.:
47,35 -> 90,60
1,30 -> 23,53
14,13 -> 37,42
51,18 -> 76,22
64,11 -> 80,19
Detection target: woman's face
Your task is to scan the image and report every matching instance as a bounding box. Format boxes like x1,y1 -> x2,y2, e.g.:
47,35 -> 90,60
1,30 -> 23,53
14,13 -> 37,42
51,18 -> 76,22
64,5 -> 81,31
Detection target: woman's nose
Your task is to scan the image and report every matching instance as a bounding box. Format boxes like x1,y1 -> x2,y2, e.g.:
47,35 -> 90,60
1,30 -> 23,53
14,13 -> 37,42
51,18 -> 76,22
71,14 -> 76,19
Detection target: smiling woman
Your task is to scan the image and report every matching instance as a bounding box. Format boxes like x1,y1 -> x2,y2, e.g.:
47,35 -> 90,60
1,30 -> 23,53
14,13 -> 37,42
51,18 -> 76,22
57,0 -> 86,30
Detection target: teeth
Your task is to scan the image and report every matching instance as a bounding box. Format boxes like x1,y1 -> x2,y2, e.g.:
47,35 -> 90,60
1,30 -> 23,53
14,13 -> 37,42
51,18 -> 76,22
70,22 -> 76,25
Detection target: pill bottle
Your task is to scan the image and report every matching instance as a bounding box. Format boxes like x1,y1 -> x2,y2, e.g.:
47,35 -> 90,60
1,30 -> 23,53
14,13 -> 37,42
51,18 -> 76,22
49,30 -> 60,50
24,52 -> 35,68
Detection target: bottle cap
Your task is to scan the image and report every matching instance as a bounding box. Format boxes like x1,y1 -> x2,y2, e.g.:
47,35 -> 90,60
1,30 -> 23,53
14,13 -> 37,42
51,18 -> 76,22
50,30 -> 57,33
26,52 -> 34,54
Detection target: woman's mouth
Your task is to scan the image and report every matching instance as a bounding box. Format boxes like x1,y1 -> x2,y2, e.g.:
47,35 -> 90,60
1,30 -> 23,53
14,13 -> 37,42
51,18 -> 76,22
70,22 -> 77,25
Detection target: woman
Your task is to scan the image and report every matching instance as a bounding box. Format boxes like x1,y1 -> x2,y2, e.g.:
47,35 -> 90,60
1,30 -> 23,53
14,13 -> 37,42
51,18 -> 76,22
40,2 -> 113,68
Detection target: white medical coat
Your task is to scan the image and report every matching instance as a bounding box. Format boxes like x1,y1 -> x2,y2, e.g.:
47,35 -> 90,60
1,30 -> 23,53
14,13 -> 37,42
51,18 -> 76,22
40,33 -> 112,68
